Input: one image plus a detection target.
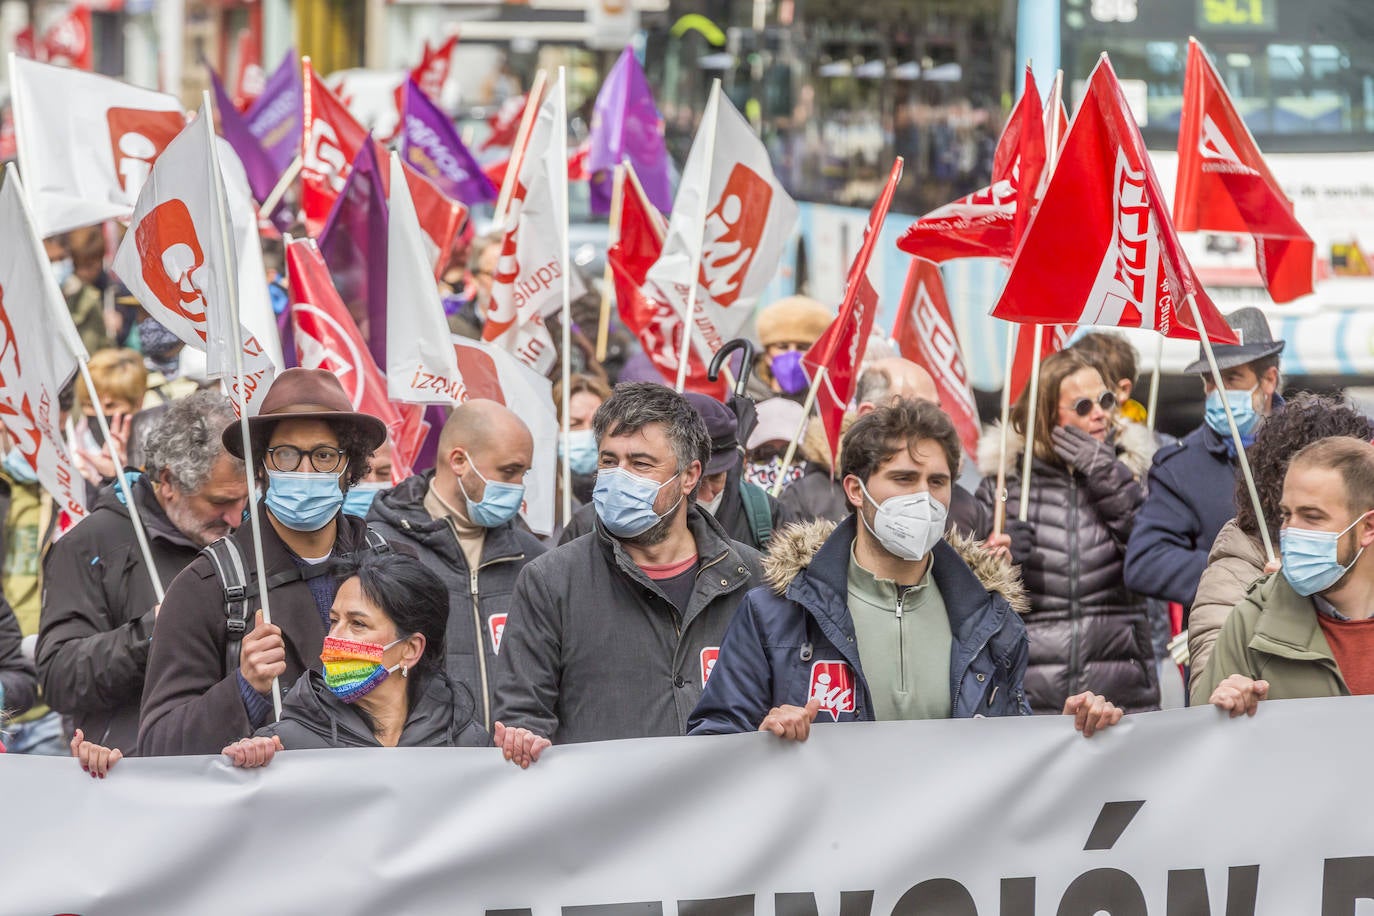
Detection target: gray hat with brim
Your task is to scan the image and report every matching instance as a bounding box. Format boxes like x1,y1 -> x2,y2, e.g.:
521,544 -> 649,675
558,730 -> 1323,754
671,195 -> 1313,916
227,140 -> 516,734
1182,306 -> 1285,375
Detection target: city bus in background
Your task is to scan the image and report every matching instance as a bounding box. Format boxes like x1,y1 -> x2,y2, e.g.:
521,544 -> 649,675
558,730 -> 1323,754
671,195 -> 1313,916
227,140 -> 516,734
1058,0 -> 1374,427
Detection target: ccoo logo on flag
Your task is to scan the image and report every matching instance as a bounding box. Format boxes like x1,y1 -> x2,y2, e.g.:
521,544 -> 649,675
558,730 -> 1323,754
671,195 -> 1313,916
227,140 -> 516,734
698,164 -> 772,308
808,660 -> 856,722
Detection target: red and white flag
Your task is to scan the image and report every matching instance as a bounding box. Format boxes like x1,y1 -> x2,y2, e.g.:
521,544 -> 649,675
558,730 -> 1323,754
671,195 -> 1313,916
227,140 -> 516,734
0,167 -> 88,522
803,158 -> 904,460
1007,322 -> 1074,405
641,82 -> 798,365
451,335 -> 558,536
892,258 -> 980,456
386,151 -> 465,405
1175,38 -> 1315,304
481,94 -> 526,152
898,66 -> 1046,263
231,29 -> 265,112
482,72 -> 568,375
40,4 -> 93,71
609,164 -> 726,398
287,237 -> 418,483
112,103 -> 275,413
992,56 -> 1238,346
394,34 -> 458,112
9,56 -> 184,236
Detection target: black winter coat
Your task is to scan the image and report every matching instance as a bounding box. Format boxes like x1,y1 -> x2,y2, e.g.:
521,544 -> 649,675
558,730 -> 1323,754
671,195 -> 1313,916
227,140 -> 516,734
975,452 -> 1160,714
0,593 -> 36,721
37,476 -> 201,751
366,473 -> 546,730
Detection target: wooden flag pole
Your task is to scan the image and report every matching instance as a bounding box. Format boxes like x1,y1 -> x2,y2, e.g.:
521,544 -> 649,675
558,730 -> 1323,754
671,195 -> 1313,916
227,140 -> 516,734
1186,294 -> 1275,563
1146,335 -> 1164,433
596,163 -> 627,363
258,154 -> 302,220
769,365 -> 826,498
991,325 -> 1017,539
555,69 -> 574,527
675,79 -> 723,393
493,70 -> 548,228
205,90 -> 283,721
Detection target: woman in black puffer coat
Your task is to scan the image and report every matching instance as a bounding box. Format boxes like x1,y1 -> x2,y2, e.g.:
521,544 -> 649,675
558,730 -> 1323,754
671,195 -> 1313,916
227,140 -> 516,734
977,349 -> 1160,714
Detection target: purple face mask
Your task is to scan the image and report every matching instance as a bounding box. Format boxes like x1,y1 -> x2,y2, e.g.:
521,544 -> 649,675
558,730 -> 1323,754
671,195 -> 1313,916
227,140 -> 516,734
770,350 -> 809,394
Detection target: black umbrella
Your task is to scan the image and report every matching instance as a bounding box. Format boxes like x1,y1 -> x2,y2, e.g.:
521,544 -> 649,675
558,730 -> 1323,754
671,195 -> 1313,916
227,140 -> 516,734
708,338 -> 758,447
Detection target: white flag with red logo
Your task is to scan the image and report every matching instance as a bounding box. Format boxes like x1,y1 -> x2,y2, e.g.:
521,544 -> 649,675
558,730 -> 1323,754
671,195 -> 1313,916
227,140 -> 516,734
992,56 -> 1238,346
482,73 -> 567,375
1175,38 -> 1315,304
0,167 -> 88,521
387,151 -> 465,405
112,103 -> 276,413
9,55 -> 185,237
898,66 -> 1046,263
803,159 -> 903,461
39,4 -> 93,71
451,335 -> 557,536
892,258 -> 980,456
287,237 -> 419,483
641,82 -> 798,362
217,139 -> 286,370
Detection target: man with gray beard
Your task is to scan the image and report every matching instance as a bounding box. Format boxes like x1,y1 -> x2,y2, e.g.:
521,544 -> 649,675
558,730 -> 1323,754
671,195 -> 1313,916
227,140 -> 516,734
37,391 -> 247,752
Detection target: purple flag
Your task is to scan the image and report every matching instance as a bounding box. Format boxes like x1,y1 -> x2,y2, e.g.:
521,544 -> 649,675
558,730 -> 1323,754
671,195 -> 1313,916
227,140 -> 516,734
245,49 -> 303,177
208,62 -> 280,208
589,48 -> 672,216
399,79 -> 497,205
319,138 -> 389,367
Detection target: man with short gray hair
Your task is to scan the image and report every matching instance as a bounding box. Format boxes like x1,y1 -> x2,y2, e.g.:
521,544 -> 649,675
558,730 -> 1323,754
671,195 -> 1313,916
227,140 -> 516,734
37,391 -> 248,753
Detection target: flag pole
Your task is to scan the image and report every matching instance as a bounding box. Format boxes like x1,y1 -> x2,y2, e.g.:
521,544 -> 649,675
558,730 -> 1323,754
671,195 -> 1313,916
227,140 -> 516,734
769,366 -> 825,498
676,79 -> 723,393
596,162 -> 627,363
1146,334 -> 1164,432
258,154 -> 302,220
991,324 -> 1017,539
555,69 -> 574,527
493,70 -> 548,227
1185,293 -> 1275,563
204,91 -> 283,721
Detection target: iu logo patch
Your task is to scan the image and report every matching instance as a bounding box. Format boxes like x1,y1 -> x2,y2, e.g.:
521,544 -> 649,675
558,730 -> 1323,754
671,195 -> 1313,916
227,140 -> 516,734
698,163 -> 772,308
106,107 -> 184,196
808,660 -> 856,722
700,647 -> 719,687
135,199 -> 209,340
488,614 -> 508,655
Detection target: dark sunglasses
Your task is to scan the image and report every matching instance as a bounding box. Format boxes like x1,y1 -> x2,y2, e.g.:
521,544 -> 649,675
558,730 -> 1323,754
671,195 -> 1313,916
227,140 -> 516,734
1064,391 -> 1116,417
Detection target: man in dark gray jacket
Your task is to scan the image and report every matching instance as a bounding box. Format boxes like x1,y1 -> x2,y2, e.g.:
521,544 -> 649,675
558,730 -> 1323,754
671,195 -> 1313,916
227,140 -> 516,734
367,400 -> 545,730
492,383 -> 763,758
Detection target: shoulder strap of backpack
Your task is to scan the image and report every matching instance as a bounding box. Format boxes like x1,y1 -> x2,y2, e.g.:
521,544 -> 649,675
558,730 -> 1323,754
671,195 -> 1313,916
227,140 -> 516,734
202,536 -> 255,676
738,480 -> 774,548
362,525 -> 392,554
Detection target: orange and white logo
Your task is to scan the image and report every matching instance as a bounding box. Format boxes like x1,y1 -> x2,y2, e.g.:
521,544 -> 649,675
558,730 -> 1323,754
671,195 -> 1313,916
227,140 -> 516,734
305,118 -> 349,193
106,107 -> 184,196
700,647 -> 719,687
0,290 -> 42,472
698,164 -> 772,308
488,614 -> 508,655
135,199 -> 210,341
293,303 -> 366,408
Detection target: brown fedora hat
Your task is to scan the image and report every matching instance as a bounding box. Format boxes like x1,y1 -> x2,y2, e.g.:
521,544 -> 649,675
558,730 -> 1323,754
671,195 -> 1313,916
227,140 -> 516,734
222,368 -> 389,459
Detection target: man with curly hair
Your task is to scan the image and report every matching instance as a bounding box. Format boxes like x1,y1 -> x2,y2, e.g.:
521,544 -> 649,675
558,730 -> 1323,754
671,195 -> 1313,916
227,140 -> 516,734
140,369 -> 392,756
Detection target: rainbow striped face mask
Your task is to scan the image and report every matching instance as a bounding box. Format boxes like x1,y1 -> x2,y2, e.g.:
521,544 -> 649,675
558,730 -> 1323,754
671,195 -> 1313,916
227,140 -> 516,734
320,635 -> 407,703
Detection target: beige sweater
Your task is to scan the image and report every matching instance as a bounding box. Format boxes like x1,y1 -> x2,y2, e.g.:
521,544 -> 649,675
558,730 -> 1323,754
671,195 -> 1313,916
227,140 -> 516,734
1187,518 -> 1268,699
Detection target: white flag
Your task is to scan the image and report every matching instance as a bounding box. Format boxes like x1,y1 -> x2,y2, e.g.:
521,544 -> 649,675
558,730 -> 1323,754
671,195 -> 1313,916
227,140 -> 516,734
451,335 -> 557,536
0,167 -> 89,521
481,73 -> 568,376
642,83 -> 798,358
217,139 -> 285,370
386,151 -> 465,404
111,103 -> 274,414
9,54 -> 185,237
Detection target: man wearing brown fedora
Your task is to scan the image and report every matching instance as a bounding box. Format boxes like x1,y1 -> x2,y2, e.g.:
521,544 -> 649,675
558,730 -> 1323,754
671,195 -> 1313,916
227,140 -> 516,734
139,369 -> 394,756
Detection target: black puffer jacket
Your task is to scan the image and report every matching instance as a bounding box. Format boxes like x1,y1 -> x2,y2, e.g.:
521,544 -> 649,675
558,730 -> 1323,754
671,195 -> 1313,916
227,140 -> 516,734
975,430 -> 1159,714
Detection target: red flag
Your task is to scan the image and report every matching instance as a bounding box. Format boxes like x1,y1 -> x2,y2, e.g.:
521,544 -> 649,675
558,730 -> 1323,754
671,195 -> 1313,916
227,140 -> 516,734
804,158 -> 904,460
608,164 -> 725,399
390,35 -> 460,126
1008,322 -> 1074,405
482,94 -> 527,151
14,26 -> 36,60
287,237 -> 418,482
1175,38 -> 1314,303
991,56 -> 1238,346
898,67 -> 1045,262
40,4 -> 92,71
892,258 -> 981,456
231,29 -> 264,112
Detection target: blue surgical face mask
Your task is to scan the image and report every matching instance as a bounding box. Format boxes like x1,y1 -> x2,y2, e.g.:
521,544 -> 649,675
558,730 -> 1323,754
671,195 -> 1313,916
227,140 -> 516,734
593,467 -> 681,538
1280,510 -> 1373,597
342,482 -> 386,518
50,257 -> 73,288
560,429 -> 598,476
770,350 -> 809,395
459,461 -> 525,528
265,470 -> 345,532
1204,385 -> 1260,439
2,448 -> 38,485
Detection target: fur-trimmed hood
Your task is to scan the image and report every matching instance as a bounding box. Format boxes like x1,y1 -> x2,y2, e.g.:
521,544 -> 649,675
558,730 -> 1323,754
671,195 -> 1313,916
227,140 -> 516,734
975,418 -> 1157,481
762,518 -> 1029,614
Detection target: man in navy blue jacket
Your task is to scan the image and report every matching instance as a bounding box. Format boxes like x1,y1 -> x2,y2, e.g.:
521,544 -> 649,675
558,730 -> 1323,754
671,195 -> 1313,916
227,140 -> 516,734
689,401 -> 1122,741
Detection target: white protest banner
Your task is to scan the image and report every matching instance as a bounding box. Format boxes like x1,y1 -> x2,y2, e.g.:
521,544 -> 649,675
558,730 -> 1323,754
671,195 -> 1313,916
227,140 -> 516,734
3,699 -> 1374,914
9,54 -> 185,237
386,151 -> 465,404
0,168 -> 88,521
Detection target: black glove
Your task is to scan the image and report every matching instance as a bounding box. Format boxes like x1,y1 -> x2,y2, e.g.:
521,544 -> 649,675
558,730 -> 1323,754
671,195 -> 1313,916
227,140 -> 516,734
1005,519 -> 1035,566
1051,425 -> 1117,477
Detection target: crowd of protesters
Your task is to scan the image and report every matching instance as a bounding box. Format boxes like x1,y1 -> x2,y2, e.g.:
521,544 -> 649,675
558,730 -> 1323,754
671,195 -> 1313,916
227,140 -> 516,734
6,236 -> 1373,779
